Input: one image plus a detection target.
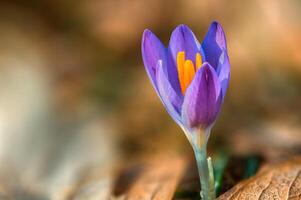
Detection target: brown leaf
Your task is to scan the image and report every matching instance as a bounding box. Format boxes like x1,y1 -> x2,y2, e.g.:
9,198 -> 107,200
113,155 -> 188,200
218,157 -> 301,200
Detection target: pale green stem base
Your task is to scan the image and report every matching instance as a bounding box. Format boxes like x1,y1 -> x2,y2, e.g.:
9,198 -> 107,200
188,128 -> 216,200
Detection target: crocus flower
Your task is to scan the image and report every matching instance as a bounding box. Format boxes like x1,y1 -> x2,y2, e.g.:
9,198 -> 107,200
142,21 -> 230,136
141,21 -> 230,200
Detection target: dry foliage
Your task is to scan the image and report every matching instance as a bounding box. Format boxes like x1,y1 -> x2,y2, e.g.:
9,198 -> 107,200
113,155 -> 187,200
218,157 -> 301,200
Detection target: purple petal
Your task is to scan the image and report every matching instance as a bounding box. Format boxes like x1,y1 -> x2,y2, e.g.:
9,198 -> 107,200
167,25 -> 202,96
169,24 -> 201,63
181,63 -> 222,128
216,51 -> 230,100
201,21 -> 227,70
166,48 -> 182,96
142,29 -> 167,89
156,61 -> 183,124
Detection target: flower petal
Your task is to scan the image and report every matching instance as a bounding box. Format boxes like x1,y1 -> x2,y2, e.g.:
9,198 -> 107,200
216,51 -> 230,100
142,29 -> 167,89
156,60 -> 183,124
167,25 -> 202,96
201,21 -> 227,70
181,63 -> 222,128
166,48 -> 182,96
169,24 -> 201,63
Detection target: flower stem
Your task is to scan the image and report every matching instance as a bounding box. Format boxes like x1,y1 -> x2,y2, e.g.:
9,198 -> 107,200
190,129 -> 216,200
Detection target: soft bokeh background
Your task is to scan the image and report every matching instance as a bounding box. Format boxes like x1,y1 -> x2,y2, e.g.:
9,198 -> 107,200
0,0 -> 301,199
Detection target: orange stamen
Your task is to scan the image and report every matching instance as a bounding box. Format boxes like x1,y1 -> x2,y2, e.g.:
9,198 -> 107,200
176,51 -> 203,94
183,60 -> 195,93
177,51 -> 186,93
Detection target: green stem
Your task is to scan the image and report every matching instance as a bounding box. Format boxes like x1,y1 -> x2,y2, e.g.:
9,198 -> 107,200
190,128 -> 215,200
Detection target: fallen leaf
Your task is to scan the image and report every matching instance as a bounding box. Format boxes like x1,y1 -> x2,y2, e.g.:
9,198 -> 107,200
113,155 -> 188,200
218,157 -> 301,200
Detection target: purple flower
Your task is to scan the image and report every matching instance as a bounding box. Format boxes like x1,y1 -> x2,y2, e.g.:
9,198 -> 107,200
142,21 -> 230,132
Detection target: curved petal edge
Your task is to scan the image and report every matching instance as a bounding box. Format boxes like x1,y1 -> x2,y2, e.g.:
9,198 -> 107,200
181,62 -> 222,128
142,29 -> 167,89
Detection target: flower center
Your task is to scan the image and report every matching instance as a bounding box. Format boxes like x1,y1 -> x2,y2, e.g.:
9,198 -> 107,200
177,51 -> 203,94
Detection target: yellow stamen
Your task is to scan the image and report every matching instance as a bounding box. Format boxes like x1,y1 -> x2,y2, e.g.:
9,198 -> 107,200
177,51 -> 186,93
196,53 -> 203,70
177,51 -> 202,94
183,60 -> 195,93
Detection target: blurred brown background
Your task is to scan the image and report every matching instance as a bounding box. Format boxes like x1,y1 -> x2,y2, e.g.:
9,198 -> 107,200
0,0 -> 301,199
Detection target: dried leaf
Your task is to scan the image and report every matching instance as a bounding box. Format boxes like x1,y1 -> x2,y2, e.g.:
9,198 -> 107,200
114,155 -> 187,200
218,157 -> 301,200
